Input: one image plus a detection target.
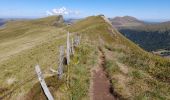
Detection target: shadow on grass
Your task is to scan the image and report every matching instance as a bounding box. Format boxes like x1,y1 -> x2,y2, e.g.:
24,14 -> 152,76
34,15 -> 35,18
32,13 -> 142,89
25,75 -> 64,100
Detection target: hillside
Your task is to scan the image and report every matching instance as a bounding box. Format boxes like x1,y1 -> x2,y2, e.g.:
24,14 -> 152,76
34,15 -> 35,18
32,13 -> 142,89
0,15 -> 170,100
110,16 -> 170,57
0,18 -> 31,27
68,16 -> 170,99
0,15 -> 65,62
119,21 -> 170,52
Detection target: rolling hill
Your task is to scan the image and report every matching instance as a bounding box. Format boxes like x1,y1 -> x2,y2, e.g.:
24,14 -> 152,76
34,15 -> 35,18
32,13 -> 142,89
0,15 -> 170,100
0,18 -> 31,27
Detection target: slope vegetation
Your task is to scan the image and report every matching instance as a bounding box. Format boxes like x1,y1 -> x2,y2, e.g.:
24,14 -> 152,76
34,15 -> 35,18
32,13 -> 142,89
0,15 -> 67,99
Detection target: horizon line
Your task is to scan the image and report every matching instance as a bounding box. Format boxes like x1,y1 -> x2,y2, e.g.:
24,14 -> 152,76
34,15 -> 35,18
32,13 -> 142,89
1,15 -> 170,22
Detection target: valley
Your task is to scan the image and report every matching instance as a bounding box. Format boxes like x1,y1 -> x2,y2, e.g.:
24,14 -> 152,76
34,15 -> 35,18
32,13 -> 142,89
110,16 -> 170,58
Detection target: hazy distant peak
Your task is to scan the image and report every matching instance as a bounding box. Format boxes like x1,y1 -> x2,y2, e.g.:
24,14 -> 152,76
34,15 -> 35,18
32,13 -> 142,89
0,19 -> 6,26
110,16 -> 144,28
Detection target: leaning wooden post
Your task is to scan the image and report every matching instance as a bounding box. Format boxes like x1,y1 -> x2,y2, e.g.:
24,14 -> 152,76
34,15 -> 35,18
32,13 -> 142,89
67,32 -> 70,65
58,46 -> 64,79
35,65 -> 54,100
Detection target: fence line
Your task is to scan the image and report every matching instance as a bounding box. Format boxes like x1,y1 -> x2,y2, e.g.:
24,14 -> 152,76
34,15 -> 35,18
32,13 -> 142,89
51,32 -> 81,79
1,32 -> 81,99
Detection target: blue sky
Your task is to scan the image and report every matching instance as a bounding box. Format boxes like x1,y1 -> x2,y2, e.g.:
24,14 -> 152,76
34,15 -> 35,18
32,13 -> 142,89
0,0 -> 170,21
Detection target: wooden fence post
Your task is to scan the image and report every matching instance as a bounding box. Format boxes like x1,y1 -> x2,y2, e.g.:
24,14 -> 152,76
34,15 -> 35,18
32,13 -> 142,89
74,36 -> 77,46
67,32 -> 70,65
77,36 -> 80,45
58,46 -> 64,79
74,35 -> 80,46
71,38 -> 74,55
35,65 -> 54,100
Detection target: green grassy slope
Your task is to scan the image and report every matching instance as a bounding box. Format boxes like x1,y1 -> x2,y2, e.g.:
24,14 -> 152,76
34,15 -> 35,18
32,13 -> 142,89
0,15 -> 169,100
0,15 -> 65,62
0,15 -> 68,99
68,16 -> 170,99
0,15 -> 99,100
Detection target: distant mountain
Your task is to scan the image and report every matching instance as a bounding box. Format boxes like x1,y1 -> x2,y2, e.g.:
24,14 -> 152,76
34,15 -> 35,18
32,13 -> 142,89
64,18 -> 81,24
109,16 -> 144,28
0,19 -> 6,26
0,18 -> 32,27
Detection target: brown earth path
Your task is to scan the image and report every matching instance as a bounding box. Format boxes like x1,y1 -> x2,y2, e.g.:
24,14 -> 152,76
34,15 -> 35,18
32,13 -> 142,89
90,48 -> 117,100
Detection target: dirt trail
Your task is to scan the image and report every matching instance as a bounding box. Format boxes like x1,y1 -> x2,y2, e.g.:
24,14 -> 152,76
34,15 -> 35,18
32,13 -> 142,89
90,48 -> 116,100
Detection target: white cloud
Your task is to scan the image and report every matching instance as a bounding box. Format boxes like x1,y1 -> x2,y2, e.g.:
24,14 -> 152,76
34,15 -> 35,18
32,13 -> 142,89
46,11 -> 53,16
46,7 -> 80,16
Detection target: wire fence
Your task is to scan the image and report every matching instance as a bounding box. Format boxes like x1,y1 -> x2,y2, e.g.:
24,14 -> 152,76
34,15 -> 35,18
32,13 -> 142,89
0,32 -> 81,100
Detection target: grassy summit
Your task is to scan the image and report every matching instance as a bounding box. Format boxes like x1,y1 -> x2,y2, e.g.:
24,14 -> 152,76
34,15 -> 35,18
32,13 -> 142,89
0,15 -> 169,100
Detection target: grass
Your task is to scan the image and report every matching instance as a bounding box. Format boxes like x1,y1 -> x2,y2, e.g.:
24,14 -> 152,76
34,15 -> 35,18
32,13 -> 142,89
103,37 -> 170,99
0,15 -> 99,99
0,16 -> 65,62
0,15 -> 68,99
68,44 -> 98,99
25,75 -> 64,100
0,35 -> 67,99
